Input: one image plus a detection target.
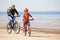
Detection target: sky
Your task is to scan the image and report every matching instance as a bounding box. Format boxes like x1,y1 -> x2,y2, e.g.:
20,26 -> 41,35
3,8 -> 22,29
0,0 -> 60,11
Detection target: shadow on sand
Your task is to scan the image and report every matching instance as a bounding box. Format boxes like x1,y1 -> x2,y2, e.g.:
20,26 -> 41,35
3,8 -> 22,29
31,35 -> 51,38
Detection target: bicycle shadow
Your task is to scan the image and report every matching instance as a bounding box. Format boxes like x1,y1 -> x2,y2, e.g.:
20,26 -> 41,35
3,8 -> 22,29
31,35 -> 51,38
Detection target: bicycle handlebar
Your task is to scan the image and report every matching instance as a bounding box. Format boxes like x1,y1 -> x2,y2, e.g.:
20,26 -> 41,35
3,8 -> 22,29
22,19 -> 34,21
13,15 -> 20,17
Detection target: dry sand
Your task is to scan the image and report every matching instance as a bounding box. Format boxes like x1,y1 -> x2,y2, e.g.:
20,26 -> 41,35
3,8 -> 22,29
0,29 -> 60,40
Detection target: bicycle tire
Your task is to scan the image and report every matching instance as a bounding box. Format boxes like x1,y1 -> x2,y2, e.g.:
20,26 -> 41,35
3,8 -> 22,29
28,29 -> 31,37
6,23 -> 12,34
14,22 -> 20,34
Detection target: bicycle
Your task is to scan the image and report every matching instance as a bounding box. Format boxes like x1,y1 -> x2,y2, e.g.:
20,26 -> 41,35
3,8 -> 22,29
6,16 -> 20,34
23,19 -> 34,37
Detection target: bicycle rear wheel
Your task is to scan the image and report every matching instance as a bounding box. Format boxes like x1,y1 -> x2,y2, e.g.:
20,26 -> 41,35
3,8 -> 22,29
6,23 -> 12,34
14,22 -> 20,34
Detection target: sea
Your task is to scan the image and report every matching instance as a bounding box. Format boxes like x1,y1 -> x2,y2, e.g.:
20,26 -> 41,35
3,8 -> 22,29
0,11 -> 60,29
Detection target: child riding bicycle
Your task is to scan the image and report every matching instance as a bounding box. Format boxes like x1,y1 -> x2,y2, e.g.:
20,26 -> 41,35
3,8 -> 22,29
7,5 -> 20,34
23,8 -> 34,32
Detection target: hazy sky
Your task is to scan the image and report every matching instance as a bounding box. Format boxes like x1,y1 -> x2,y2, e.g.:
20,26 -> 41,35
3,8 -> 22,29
0,0 -> 60,11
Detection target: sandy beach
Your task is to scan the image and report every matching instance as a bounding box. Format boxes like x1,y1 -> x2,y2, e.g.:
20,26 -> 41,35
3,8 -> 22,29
0,20 -> 60,40
0,29 -> 60,40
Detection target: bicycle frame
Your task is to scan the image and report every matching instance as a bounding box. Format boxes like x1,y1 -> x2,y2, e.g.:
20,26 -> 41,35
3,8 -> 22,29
23,19 -> 33,31
24,23 -> 29,32
7,16 -> 20,34
8,16 -> 17,28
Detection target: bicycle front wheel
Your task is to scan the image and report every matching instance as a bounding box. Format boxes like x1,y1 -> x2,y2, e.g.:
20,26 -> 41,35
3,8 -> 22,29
14,22 -> 20,34
28,28 -> 31,37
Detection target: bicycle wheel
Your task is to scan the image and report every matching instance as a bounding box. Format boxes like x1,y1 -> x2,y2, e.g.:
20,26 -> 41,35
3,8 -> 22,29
23,26 -> 27,36
6,23 -> 12,34
28,28 -> 31,37
28,27 -> 31,37
14,22 -> 20,34
25,28 -> 27,36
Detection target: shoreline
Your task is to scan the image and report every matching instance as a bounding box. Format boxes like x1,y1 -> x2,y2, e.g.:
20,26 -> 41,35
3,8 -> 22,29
0,20 -> 60,34
0,27 -> 60,34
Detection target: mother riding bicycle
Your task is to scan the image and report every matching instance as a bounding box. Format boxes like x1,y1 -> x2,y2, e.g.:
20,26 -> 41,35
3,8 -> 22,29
7,4 -> 20,34
7,4 -> 20,23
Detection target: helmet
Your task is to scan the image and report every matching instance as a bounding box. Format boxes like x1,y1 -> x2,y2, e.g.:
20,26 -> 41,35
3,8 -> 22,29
24,8 -> 28,12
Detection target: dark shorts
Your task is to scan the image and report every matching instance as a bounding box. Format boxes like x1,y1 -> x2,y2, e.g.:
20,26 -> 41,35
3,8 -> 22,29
23,20 -> 30,26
